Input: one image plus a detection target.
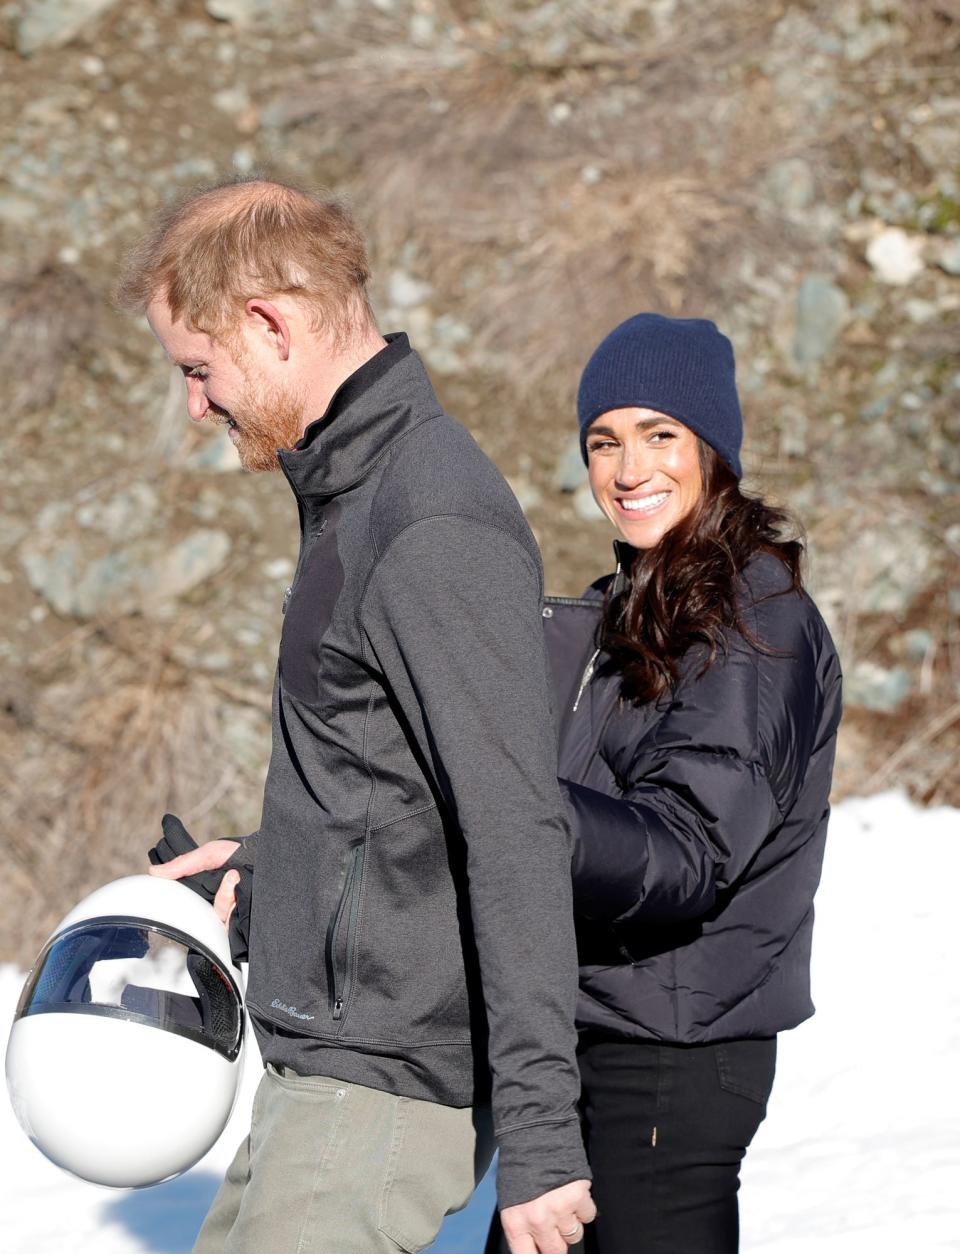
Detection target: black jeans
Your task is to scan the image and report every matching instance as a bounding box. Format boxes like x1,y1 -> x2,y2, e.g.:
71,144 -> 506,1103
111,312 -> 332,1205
486,1035 -> 776,1254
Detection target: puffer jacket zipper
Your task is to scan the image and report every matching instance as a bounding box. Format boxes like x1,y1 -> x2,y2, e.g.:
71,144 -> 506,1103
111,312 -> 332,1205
570,558 -> 623,713
572,650 -> 600,713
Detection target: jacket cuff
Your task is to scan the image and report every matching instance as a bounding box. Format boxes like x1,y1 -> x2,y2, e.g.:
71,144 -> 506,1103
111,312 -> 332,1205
226,867 -> 253,964
495,1117 -> 591,1211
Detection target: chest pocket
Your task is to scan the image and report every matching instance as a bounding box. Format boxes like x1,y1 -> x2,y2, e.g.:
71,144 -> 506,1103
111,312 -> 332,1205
279,506 -> 345,707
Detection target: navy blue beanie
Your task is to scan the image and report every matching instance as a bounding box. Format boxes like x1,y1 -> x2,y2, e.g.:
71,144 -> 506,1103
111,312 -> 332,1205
577,313 -> 743,478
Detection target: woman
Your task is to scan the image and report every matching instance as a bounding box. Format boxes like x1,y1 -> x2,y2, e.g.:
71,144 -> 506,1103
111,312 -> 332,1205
490,313 -> 841,1253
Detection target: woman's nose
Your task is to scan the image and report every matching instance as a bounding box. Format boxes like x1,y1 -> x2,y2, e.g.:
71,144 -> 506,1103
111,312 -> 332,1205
615,445 -> 653,488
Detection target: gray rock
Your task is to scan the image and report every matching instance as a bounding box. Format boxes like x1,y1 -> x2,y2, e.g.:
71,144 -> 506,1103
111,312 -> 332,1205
185,430 -> 242,473
388,270 -> 433,310
0,195 -> 38,226
554,435 -> 587,493
142,529 -> 234,613
793,276 -> 850,367
842,21 -> 898,64
808,518 -> 940,623
862,396 -> 897,426
862,544 -> 938,616
573,483 -> 605,523
904,298 -> 940,325
233,147 -> 256,174
897,629 -> 934,663
205,0 -> 274,22
908,98 -> 960,170
420,314 -> 470,375
73,482 -> 160,538
866,228 -> 925,285
933,239 -> 960,277
778,406 -> 809,459
21,500 -> 232,618
845,661 -> 913,713
212,86 -> 252,117
15,0 -> 121,54
409,11 -> 437,46
766,158 -> 816,213
507,476 -> 542,515
263,557 -> 295,581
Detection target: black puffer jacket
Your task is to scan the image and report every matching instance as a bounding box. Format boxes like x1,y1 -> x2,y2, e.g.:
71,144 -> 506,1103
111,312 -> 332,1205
542,546 -> 842,1043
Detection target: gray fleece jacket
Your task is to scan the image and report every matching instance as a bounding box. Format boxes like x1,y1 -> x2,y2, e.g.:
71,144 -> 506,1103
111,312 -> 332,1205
239,333 -> 588,1208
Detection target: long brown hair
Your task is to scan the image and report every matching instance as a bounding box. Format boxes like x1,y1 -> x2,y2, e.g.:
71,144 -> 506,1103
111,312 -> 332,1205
599,441 -> 803,704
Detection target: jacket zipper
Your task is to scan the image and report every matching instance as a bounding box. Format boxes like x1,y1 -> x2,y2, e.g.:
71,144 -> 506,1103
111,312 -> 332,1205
569,558 -> 622,714
278,459 -> 326,614
331,844 -> 363,1021
572,649 -> 600,713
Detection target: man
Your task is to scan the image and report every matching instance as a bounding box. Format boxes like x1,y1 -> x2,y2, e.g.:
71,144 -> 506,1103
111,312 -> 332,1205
117,179 -> 595,1254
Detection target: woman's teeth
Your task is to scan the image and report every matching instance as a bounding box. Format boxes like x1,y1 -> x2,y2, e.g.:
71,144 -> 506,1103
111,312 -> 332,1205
620,492 -> 669,512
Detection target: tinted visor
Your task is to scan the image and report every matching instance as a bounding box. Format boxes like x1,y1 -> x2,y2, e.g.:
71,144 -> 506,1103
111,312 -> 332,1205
16,917 -> 242,1061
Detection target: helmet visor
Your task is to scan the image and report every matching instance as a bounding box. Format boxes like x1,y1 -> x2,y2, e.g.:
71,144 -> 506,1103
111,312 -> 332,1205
16,917 -> 243,1061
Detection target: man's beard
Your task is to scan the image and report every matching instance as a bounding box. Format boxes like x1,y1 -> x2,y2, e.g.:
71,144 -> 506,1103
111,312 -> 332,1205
214,371 -> 308,472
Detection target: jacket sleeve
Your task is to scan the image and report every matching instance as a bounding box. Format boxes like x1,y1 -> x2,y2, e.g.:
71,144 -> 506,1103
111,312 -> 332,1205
565,592 -> 824,926
360,516 -> 589,1210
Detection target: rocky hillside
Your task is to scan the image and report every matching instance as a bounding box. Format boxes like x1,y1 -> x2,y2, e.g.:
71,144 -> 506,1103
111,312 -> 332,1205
1,0 -> 958,961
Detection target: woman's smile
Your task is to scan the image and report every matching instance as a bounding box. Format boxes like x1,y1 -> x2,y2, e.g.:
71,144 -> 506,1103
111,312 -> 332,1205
616,489 -> 671,515
586,408 -> 703,548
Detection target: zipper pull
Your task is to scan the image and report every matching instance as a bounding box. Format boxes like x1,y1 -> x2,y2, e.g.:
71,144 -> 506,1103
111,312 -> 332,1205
572,648 -> 600,713
333,998 -> 343,1021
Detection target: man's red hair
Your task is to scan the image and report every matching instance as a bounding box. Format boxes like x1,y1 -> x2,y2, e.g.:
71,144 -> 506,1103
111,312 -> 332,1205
116,178 -> 374,343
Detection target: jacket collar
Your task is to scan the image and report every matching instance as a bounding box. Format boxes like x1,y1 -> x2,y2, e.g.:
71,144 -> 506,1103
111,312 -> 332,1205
277,332 -> 443,498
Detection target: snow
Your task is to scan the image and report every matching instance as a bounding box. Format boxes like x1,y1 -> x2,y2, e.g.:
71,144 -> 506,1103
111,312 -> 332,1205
2,792 -> 957,1252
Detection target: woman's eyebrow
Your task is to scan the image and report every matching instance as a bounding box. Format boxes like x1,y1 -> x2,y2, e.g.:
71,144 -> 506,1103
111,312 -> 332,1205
588,416 -> 681,437
636,415 -> 682,430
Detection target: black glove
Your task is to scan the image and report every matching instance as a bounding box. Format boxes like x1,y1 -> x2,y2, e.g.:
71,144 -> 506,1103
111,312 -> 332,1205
148,813 -> 253,964
149,813 -> 219,901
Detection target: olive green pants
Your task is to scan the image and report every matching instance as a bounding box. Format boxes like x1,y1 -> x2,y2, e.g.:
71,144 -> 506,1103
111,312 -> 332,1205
193,1064 -> 494,1254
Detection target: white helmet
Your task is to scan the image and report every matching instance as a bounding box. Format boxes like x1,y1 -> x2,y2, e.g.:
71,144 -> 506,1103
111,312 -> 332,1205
5,874 -> 244,1188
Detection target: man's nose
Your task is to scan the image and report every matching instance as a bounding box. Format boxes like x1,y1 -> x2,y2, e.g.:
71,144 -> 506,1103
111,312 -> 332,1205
185,377 -> 210,422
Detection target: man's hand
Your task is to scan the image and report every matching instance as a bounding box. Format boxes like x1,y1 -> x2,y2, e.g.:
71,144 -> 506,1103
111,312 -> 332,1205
149,836 -> 241,928
500,1180 -> 596,1254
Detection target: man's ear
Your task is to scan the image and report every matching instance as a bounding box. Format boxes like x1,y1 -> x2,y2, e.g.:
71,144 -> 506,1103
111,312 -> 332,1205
245,299 -> 290,362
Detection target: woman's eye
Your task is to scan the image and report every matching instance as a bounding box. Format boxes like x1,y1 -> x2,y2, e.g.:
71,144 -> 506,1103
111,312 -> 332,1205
649,429 -> 676,443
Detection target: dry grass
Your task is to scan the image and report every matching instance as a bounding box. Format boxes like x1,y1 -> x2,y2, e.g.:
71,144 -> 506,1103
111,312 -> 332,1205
257,2 -> 802,397
0,620 -> 269,963
0,265 -> 97,418
902,0 -> 960,53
